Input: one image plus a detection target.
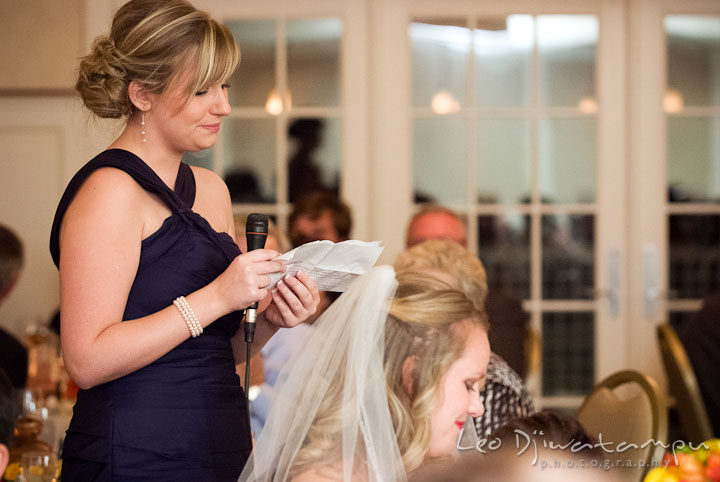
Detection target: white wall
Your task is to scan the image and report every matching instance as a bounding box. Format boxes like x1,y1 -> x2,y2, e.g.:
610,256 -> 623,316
0,97 -> 118,339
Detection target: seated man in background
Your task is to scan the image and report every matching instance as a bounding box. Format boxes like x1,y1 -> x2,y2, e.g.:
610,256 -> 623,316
0,225 -> 28,390
0,368 -> 16,475
406,206 -> 528,378
402,211 -> 534,438
288,190 -> 352,249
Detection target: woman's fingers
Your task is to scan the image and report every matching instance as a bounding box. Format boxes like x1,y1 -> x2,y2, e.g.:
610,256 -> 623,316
274,277 -> 307,316
268,271 -> 320,326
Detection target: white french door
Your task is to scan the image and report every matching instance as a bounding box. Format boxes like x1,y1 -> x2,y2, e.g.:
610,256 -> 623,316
627,0 -> 720,388
370,0 -> 629,409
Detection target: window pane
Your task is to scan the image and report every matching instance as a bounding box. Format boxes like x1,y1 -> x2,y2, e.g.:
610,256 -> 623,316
474,15 -> 533,108
410,19 -> 469,111
413,118 -> 466,204
668,117 -> 720,202
666,16 -> 720,107
226,20 -> 276,107
542,214 -> 594,300
539,118 -> 596,203
223,119 -> 276,203
538,15 -> 597,108
477,118 -> 531,204
542,312 -> 595,396
182,148 -> 213,171
288,117 -> 341,202
669,215 -> 720,299
287,19 -> 342,107
478,214 -> 530,300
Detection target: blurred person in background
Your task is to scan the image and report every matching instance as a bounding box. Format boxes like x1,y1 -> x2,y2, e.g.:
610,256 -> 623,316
0,369 -> 16,476
0,224 -> 28,391
288,190 -> 351,249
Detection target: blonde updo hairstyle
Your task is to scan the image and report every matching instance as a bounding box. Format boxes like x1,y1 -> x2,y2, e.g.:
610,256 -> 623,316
385,270 -> 488,471
76,0 -> 239,119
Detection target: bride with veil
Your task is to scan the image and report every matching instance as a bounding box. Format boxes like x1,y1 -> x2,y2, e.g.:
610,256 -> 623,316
239,263 -> 491,481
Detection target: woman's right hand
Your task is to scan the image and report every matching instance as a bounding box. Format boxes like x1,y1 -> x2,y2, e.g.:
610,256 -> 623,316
213,249 -> 286,314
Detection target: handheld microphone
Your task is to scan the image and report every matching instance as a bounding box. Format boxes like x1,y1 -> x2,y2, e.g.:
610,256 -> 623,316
244,213 -> 269,343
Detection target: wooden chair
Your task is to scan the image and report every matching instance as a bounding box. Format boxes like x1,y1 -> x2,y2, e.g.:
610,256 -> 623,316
577,369 -> 667,482
656,322 -> 713,444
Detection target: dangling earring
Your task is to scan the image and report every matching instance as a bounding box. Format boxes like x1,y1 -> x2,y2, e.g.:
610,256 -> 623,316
140,112 -> 147,143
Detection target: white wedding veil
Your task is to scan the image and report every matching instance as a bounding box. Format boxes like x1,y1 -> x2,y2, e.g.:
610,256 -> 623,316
239,265 -> 407,482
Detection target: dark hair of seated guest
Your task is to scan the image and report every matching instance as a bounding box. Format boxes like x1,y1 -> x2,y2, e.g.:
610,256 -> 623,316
492,410 -> 606,460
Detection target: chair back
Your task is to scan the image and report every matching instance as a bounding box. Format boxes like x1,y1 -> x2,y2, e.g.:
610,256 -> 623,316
523,325 -> 541,395
656,322 -> 713,444
577,369 -> 667,482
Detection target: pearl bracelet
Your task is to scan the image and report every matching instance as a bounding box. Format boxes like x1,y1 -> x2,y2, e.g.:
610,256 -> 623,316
173,296 -> 203,338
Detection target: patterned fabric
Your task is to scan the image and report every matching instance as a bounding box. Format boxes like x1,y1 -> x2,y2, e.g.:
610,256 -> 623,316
474,353 -> 535,438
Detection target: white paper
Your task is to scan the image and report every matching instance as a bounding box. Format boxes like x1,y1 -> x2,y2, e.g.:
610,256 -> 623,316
267,240 -> 384,292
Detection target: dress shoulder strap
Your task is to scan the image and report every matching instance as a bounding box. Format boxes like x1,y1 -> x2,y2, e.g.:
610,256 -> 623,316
49,149 -> 194,267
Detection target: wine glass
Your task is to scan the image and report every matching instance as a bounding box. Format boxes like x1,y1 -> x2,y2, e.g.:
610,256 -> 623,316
20,451 -> 59,482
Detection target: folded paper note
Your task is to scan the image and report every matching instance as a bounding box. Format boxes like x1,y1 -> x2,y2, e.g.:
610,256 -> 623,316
267,240 -> 384,292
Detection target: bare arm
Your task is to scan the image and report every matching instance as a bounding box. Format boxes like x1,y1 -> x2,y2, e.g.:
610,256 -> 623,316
59,168 -> 285,389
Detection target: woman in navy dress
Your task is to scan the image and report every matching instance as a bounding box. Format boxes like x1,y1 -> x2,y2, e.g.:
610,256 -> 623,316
49,1 -> 320,480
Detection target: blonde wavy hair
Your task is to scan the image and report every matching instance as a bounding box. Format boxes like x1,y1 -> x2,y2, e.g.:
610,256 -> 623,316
394,239 -> 488,312
290,269 -> 488,476
76,0 -> 239,119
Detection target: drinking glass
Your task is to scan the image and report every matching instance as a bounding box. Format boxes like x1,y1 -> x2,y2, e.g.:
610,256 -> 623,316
20,452 -> 59,482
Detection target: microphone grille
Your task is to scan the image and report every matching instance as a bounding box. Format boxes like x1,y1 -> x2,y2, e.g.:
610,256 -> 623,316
246,213 -> 269,234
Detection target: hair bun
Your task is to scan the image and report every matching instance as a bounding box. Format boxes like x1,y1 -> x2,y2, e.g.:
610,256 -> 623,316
75,35 -> 131,119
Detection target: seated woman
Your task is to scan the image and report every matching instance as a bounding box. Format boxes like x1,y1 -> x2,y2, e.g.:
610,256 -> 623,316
239,266 -> 491,481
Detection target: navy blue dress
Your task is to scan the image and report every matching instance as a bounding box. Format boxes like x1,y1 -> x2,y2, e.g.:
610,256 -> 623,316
49,149 -> 251,481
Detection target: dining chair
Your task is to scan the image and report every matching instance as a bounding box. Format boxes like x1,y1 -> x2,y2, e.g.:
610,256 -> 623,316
656,322 -> 713,444
523,325 -> 541,395
576,369 -> 667,482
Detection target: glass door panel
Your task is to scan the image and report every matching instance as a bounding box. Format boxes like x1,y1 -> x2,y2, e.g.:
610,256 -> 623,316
538,16 -> 598,108
665,15 -> 720,328
478,214 -> 531,300
476,118 -> 532,204
412,117 -> 466,204
287,19 -> 342,107
474,15 -> 533,108
410,19 -> 469,110
287,117 -> 341,202
410,13 -> 600,406
226,20 -> 276,107
224,118 -> 276,203
538,118 -> 597,204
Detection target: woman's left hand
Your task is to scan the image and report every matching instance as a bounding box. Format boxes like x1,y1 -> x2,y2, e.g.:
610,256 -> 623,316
263,271 -> 320,328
